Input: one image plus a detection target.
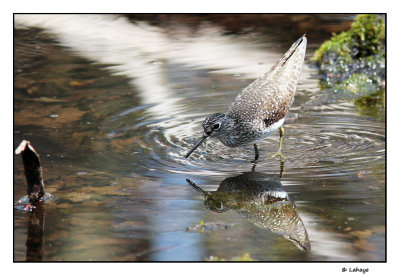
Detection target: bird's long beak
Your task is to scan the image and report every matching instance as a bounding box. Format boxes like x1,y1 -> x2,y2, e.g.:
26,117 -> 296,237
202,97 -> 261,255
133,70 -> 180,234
186,179 -> 210,197
185,135 -> 208,158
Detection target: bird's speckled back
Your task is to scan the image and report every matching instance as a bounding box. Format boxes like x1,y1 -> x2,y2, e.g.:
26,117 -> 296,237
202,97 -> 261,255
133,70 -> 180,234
227,35 -> 307,124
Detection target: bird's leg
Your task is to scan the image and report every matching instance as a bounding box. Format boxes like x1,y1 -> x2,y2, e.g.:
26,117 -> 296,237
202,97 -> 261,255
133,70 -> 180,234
251,143 -> 259,166
279,155 -> 285,178
272,127 -> 285,159
253,144 -> 259,161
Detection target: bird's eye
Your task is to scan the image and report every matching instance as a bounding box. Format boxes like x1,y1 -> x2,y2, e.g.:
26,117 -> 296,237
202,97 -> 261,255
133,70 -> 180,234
216,201 -> 224,210
213,123 -> 220,130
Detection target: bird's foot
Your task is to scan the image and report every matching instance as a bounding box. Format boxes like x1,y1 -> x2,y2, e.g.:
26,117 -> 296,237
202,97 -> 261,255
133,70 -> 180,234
271,150 -> 285,160
251,154 -> 259,163
250,159 -> 258,171
250,157 -> 258,168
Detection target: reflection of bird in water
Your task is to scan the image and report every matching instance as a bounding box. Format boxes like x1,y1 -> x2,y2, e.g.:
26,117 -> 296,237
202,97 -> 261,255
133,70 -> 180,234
186,35 -> 307,160
187,171 -> 311,251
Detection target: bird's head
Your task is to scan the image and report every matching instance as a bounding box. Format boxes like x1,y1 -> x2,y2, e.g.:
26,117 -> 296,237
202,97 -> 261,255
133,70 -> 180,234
185,113 -> 226,158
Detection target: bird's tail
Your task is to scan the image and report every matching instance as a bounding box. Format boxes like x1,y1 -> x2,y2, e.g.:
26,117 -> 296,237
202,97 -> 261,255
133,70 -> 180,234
269,34 -> 307,75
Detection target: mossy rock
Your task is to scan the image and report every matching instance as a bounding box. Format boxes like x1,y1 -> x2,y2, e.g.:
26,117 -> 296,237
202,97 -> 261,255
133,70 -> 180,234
312,14 -> 385,119
313,14 -> 385,63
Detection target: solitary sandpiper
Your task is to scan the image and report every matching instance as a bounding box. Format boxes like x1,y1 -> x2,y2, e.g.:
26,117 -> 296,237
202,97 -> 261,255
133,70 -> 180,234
185,34 -> 307,160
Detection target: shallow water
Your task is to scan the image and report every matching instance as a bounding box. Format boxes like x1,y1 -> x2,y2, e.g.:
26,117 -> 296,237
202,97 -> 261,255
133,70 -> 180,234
13,14 -> 385,261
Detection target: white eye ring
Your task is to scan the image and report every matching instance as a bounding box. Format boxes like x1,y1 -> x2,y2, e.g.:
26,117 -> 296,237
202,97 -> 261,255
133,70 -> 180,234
216,201 -> 224,210
213,123 -> 220,130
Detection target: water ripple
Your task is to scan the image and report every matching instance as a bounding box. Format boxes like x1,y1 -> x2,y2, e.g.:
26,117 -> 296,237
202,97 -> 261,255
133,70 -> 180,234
102,98 -> 384,180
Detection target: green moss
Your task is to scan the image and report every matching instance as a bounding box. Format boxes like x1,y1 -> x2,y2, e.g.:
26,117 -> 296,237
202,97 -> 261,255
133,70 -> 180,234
351,14 -> 385,55
313,31 -> 353,63
312,14 -> 385,63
